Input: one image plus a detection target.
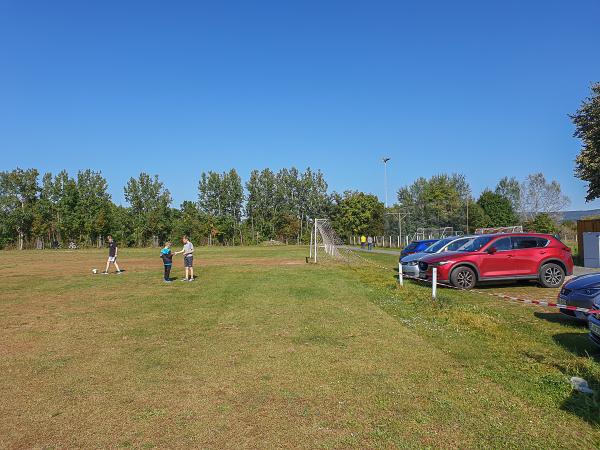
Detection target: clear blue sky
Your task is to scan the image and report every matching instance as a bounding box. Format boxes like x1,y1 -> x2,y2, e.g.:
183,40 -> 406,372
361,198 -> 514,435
1,0 -> 599,210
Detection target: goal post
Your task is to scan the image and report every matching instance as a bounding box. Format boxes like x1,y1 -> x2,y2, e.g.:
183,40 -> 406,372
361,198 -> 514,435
310,218 -> 347,263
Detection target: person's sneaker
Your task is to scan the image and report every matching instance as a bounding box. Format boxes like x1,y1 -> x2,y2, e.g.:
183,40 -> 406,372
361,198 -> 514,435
180,278 -> 189,282
164,279 -> 172,283
116,271 -> 123,274
188,278 -> 195,281
101,271 -> 108,275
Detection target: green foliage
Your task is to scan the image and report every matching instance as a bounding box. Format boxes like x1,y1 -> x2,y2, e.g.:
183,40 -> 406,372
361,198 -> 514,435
246,167 -> 329,243
331,191 -> 384,236
0,168 -> 39,249
572,82 -> 600,201
477,190 -> 519,227
466,201 -> 489,233
524,213 -> 558,234
124,173 -> 172,246
198,169 -> 245,244
495,176 -> 521,212
396,173 -> 470,234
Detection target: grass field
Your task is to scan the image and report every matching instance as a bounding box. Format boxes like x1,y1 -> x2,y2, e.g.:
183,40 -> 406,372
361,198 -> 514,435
1,246 -> 599,448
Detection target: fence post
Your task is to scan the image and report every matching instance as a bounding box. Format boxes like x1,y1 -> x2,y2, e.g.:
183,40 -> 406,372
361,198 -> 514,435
398,262 -> 403,287
432,268 -> 437,299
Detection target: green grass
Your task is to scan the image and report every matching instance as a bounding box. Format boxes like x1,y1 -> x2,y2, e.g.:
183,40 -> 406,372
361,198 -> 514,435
0,246 -> 599,448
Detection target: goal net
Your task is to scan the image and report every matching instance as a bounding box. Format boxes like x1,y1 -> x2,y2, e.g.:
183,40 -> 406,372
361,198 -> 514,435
414,227 -> 461,240
310,218 -> 362,263
475,226 -> 523,234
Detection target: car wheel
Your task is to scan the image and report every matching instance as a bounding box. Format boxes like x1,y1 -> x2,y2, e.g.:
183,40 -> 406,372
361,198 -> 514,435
539,263 -> 565,288
450,266 -> 476,290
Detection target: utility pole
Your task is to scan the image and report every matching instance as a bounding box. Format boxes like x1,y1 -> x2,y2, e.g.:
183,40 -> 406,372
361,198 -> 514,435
386,208 -> 410,247
382,157 -> 390,208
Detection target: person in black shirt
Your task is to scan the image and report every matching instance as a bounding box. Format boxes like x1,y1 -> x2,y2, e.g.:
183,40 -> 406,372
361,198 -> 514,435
103,235 -> 122,274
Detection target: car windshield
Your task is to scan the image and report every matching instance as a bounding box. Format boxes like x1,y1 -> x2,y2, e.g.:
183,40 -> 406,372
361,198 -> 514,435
424,238 -> 454,253
459,236 -> 494,252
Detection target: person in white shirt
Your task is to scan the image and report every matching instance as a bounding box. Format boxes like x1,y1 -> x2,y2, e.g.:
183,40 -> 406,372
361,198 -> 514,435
175,235 -> 195,281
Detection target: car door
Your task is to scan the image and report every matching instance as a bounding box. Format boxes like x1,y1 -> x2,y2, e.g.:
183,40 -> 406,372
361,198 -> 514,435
511,236 -> 547,275
478,237 -> 515,278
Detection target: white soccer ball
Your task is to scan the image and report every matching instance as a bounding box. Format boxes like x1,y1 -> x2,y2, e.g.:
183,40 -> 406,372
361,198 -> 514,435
92,268 -> 98,274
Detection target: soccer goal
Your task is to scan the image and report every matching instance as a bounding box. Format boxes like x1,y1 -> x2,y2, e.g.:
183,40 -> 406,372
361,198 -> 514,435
309,218 -> 359,263
414,227 -> 462,240
474,226 -> 523,234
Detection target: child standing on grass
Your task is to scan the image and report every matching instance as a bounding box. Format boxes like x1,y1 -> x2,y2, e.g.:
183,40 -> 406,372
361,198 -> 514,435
175,235 -> 195,281
160,242 -> 174,283
103,235 -> 123,274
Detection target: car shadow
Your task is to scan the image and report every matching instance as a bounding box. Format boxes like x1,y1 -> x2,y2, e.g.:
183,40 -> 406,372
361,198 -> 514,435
473,280 -> 540,289
552,332 -> 600,358
551,332 -> 600,425
534,312 -> 587,327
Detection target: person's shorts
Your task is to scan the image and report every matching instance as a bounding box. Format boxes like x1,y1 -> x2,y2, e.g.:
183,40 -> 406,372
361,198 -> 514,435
184,255 -> 193,267
108,256 -> 117,263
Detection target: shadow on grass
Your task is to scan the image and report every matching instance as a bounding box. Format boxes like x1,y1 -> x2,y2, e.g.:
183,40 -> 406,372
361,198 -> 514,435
551,332 -> 600,425
561,390 -> 600,426
534,312 -> 587,327
552,332 -> 600,359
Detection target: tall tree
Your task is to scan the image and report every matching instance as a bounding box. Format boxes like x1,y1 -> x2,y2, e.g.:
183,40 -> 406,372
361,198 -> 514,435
519,173 -> 570,219
76,169 -> 112,246
397,173 -> 470,235
51,171 -> 80,243
198,169 -> 244,244
331,191 -> 384,237
0,168 -> 39,249
124,173 -> 172,246
495,176 -> 521,212
477,190 -> 519,227
572,82 -> 600,201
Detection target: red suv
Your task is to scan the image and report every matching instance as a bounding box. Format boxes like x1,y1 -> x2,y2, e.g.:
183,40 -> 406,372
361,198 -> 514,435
418,233 -> 573,289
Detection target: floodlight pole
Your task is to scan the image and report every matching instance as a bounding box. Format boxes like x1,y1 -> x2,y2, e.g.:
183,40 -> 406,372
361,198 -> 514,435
382,157 -> 390,208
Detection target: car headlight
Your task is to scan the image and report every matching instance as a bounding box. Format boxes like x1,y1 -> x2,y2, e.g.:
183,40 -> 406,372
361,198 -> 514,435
408,261 -> 418,266
578,288 -> 600,297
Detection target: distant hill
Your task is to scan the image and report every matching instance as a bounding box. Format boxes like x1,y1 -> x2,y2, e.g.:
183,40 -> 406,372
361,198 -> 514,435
558,209 -> 600,222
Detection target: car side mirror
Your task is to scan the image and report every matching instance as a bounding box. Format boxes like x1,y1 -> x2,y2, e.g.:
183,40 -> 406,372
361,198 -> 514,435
487,247 -> 497,254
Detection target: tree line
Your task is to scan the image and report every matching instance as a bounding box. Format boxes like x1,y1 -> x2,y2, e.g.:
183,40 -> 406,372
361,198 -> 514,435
0,165 -> 576,250
0,167 -> 334,249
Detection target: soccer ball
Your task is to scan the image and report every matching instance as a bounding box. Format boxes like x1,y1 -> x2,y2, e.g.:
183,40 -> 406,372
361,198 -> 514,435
92,268 -> 98,274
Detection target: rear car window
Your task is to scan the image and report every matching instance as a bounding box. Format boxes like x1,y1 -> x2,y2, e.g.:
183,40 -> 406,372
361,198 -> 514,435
512,236 -> 548,249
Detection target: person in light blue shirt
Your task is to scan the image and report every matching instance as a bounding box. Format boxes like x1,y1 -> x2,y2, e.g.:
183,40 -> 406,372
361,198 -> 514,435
160,242 -> 174,282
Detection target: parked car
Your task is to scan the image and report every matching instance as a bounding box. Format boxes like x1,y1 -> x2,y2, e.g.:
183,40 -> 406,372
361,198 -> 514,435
418,233 -> 573,289
400,239 -> 438,258
588,300 -> 600,347
558,273 -> 600,321
400,235 -> 475,277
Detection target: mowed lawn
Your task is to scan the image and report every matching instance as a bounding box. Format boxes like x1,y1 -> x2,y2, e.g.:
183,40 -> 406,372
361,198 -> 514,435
1,247 -> 599,448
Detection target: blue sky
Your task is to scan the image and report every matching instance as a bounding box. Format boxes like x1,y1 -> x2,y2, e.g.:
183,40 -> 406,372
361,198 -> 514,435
1,0 -> 599,210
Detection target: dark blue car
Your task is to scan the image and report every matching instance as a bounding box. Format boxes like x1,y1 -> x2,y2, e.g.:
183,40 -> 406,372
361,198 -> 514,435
400,239 -> 438,259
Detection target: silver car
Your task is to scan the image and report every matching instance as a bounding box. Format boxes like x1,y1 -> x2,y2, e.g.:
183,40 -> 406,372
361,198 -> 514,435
558,273 -> 600,321
400,236 -> 475,277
